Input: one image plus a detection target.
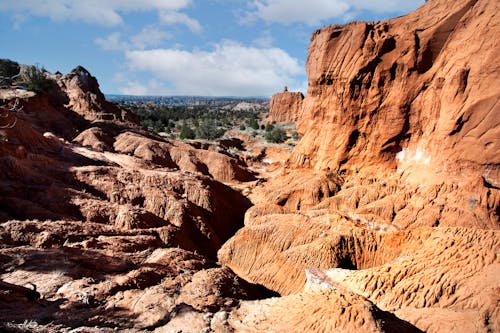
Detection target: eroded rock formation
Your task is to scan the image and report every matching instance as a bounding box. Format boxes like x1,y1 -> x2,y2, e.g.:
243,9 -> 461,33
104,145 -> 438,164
282,0 -> 499,229
0,66 -> 269,332
219,0 -> 500,332
269,90 -> 304,123
1,0 -> 499,331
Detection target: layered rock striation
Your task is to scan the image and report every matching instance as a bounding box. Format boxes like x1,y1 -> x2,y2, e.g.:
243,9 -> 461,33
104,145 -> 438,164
219,0 -> 500,332
283,0 -> 499,229
293,0 -> 499,173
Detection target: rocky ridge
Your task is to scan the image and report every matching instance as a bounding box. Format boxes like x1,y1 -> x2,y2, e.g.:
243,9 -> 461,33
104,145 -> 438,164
0,67 -> 273,332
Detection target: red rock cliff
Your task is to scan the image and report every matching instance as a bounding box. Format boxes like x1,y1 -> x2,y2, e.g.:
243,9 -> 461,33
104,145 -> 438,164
292,0 -> 499,176
269,90 -> 304,122
220,5 -> 499,330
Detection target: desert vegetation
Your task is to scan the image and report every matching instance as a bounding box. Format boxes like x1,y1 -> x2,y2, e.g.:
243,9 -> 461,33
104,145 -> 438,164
0,59 -> 20,85
117,99 -> 298,145
0,59 -> 50,93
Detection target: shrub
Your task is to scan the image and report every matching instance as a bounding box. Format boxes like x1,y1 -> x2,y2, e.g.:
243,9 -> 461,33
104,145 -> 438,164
247,117 -> 259,130
265,123 -> 274,132
179,124 -> 195,139
195,119 -> 225,140
292,131 -> 299,140
18,65 -> 51,93
239,124 -> 246,131
0,59 -> 20,82
265,127 -> 287,143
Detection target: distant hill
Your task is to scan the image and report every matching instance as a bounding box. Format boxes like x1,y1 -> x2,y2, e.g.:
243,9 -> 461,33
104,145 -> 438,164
105,94 -> 269,107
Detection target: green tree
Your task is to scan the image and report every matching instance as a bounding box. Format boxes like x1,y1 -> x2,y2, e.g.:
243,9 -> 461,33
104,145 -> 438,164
195,119 -> 225,140
0,59 -> 20,84
18,65 -> 51,93
192,118 -> 200,128
247,117 -> 259,130
265,127 -> 287,143
152,120 -> 163,132
180,124 -> 195,139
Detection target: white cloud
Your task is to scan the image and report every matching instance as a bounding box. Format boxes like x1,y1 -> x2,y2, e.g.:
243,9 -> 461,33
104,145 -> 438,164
95,26 -> 171,51
0,0 -> 193,26
252,30 -> 274,48
130,26 -> 172,49
120,79 -> 169,96
121,81 -> 149,96
124,40 -> 303,96
248,0 -> 424,25
160,11 -> 202,33
12,13 -> 27,30
350,0 -> 426,14
95,32 -> 128,51
251,0 -> 349,25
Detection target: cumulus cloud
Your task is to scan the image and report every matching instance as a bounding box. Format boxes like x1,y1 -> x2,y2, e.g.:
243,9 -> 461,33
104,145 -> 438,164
160,11 -> 202,33
95,26 -> 171,51
0,0 -> 193,26
130,26 -> 173,49
124,40 -> 303,96
350,0 -> 426,13
252,30 -> 274,48
248,0 -> 424,25
251,0 -> 349,25
121,81 -> 150,96
95,32 -> 128,51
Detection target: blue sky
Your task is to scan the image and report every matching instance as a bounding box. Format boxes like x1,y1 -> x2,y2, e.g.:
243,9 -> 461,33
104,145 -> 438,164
0,0 -> 424,96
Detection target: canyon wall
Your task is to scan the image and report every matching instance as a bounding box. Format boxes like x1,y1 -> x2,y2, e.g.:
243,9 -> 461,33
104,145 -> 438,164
292,0 -> 499,175
278,0 -> 499,229
219,1 -> 500,331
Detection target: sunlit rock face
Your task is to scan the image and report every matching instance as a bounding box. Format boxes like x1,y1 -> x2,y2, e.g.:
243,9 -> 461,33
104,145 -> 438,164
269,90 -> 304,123
219,0 -> 500,332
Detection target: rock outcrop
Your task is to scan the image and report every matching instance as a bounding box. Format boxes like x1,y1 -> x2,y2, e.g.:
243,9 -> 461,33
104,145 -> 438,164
55,66 -> 137,123
268,90 -> 304,123
281,0 -> 499,229
219,0 -> 500,332
0,66 -> 269,332
293,0 -> 499,173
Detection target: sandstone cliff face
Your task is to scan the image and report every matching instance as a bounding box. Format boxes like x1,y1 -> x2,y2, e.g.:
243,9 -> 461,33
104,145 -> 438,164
280,0 -> 499,229
218,0 -> 500,332
268,90 -> 304,123
293,0 -> 499,173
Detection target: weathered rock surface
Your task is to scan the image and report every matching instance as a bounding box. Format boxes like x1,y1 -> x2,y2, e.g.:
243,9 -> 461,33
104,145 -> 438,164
294,0 -> 499,171
284,0 -> 499,228
218,288 -> 422,333
219,0 -> 500,332
55,66 -> 137,124
0,66 -> 267,332
2,0 -> 499,331
268,90 -> 304,123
